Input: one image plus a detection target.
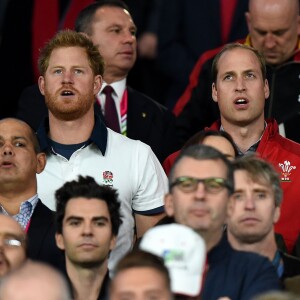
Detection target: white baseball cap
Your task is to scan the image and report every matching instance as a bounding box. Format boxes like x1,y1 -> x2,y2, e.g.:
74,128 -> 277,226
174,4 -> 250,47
139,223 -> 206,297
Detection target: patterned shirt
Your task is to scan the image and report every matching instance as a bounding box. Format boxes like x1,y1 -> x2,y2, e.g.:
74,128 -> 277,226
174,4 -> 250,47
0,194 -> 39,230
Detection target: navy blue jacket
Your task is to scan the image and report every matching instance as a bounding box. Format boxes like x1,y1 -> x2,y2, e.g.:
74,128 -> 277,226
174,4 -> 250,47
201,235 -> 280,300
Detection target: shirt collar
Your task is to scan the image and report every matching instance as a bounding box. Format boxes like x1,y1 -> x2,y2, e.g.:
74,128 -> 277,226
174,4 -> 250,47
37,115 -> 108,156
220,121 -> 267,156
0,194 -> 39,216
99,78 -> 126,102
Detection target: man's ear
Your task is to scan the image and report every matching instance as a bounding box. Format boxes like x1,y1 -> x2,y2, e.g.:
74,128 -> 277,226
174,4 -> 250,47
55,233 -> 65,250
264,79 -> 270,100
38,76 -> 45,96
273,206 -> 280,224
245,12 -> 251,32
110,235 -> 117,251
36,152 -> 46,174
164,193 -> 175,217
212,83 -> 218,103
93,75 -> 102,95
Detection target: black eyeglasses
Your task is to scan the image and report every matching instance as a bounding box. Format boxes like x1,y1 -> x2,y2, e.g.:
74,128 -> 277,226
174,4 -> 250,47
170,177 -> 231,193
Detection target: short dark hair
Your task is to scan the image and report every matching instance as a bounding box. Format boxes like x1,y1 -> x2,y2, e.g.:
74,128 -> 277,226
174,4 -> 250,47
183,129 -> 238,157
169,144 -> 234,195
232,154 -> 283,207
38,29 -> 104,76
75,0 -> 130,35
211,43 -> 267,83
112,250 -> 171,290
55,176 -> 122,236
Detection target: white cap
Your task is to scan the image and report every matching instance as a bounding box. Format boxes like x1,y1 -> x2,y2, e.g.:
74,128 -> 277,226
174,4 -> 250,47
139,223 -> 206,296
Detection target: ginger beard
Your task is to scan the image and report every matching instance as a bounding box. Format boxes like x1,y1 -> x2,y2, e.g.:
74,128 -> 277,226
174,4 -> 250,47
44,84 -> 95,121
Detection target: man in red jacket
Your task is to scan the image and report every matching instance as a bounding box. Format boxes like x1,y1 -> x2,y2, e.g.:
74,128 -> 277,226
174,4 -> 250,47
175,0 -> 300,146
208,42 -> 300,254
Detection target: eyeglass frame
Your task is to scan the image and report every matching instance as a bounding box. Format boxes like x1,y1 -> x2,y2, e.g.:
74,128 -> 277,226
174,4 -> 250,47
1,237 -> 25,248
169,176 -> 233,194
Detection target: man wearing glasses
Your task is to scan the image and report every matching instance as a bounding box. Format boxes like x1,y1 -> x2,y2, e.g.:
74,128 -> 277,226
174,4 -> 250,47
0,214 -> 27,277
164,144 -> 280,300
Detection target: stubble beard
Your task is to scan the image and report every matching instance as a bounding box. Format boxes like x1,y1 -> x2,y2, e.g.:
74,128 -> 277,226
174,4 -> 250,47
44,88 -> 95,121
229,225 -> 268,245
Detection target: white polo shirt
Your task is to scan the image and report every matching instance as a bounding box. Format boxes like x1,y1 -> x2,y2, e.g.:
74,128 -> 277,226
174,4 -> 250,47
37,116 -> 168,271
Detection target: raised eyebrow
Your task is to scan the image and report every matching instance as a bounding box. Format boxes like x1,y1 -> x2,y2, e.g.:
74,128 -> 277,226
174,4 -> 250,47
222,71 -> 235,77
244,69 -> 256,74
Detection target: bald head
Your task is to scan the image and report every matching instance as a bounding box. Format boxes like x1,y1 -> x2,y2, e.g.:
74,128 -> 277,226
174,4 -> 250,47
246,0 -> 300,65
0,215 -> 26,278
0,261 -> 71,300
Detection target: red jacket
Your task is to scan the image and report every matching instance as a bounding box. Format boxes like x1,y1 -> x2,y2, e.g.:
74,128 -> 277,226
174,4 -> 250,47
174,36 -> 300,146
209,119 -> 300,253
163,150 -> 180,176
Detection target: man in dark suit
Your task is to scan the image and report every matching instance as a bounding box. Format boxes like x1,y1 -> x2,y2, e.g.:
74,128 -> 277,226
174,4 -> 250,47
0,118 -> 63,270
17,0 -> 178,163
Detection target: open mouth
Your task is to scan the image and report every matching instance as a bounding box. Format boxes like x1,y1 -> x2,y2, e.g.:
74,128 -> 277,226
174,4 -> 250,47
234,98 -> 248,105
0,161 -> 14,168
60,90 -> 75,96
234,98 -> 249,109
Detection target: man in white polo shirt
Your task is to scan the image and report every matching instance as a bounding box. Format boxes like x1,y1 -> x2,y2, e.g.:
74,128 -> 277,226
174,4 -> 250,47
36,29 -> 167,272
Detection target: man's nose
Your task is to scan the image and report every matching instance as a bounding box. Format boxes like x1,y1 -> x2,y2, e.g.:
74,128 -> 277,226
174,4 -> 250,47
62,70 -> 74,84
235,77 -> 246,92
264,33 -> 276,49
194,182 -> 206,200
1,144 -> 14,156
244,195 -> 255,210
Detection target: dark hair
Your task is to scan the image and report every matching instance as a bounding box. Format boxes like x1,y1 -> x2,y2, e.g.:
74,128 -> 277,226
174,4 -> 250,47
75,0 -> 130,35
169,144 -> 234,195
183,130 -> 238,157
211,43 -> 267,83
232,154 -> 283,206
55,175 -> 122,236
38,29 -> 104,76
112,250 -> 171,290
